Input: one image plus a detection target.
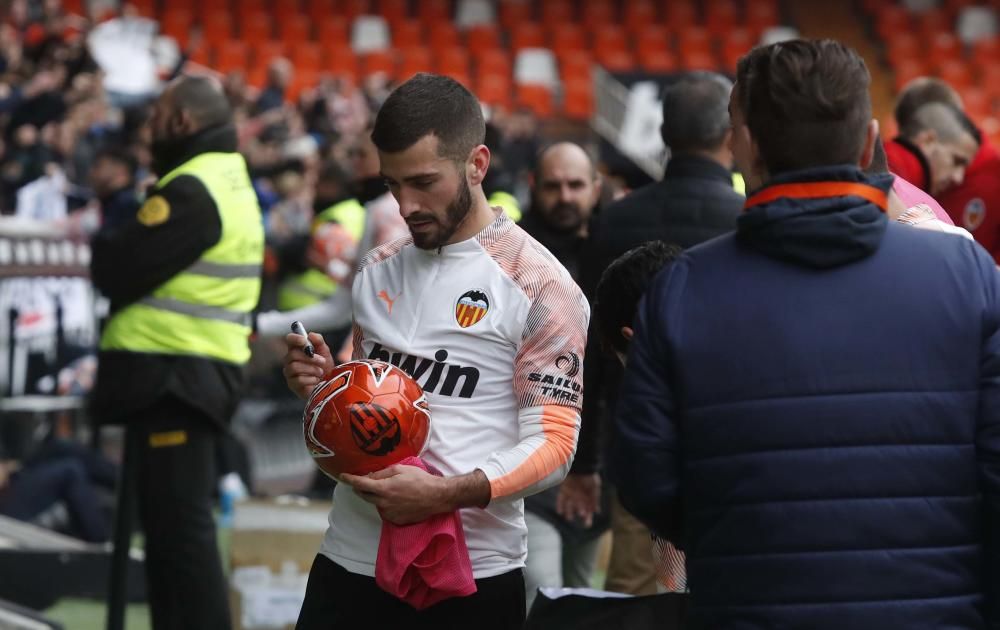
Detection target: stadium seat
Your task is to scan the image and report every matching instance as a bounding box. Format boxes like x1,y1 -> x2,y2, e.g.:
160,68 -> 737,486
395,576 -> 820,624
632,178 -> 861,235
640,49 -> 678,73
705,0 -> 739,37
916,8 -> 952,39
511,23 -> 546,52
307,0 -> 335,24
477,48 -> 511,76
562,79 -> 594,120
379,0 -> 411,27
937,59 -> 974,90
677,27 -> 712,58
316,15 -> 350,46
466,24 -> 501,58
582,0 -> 618,31
746,0 -> 779,33
930,32 -> 962,63
592,25 -> 628,54
437,46 -> 471,76
291,43 -> 324,72
428,22 -> 460,54
624,0 -> 658,32
514,48 -> 559,87
393,20 -> 424,48
214,40 -> 249,73
893,58 -> 929,91
760,26 -> 799,45
352,15 -> 391,53
681,50 -> 720,71
323,44 -> 359,81
201,11 -> 233,42
981,64 -> 1000,100
362,49 -> 397,77
240,11 -> 273,46
280,15 -> 313,45
188,42 -> 211,67
885,32 -> 921,68
341,0 -> 373,21
418,0 -> 453,29
721,28 -> 754,72
274,0 -> 302,15
541,0 -> 575,30
665,0 -> 698,30
958,86 -> 993,120
455,0 -> 496,29
558,51 -> 593,83
957,6 -> 999,44
517,84 -> 554,117
161,9 -> 194,46
477,73 -> 513,110
974,36 -> 1000,66
636,25 -> 672,57
398,46 -> 434,79
550,24 -> 587,55
596,48 -> 636,72
254,41 -> 287,68
876,5 -> 911,41
499,0 -> 533,30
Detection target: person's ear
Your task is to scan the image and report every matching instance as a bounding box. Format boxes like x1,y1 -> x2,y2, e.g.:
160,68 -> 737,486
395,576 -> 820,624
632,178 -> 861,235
467,144 -> 490,186
859,119 -> 879,170
620,326 -> 633,342
915,129 -> 938,151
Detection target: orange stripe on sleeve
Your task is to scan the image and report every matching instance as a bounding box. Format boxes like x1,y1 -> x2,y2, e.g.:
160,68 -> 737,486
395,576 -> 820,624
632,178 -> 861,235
489,405 -> 579,500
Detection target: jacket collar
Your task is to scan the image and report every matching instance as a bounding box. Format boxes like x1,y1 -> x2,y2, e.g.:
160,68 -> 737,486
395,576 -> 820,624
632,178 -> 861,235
662,154 -> 734,185
892,136 -> 932,192
152,123 -> 239,176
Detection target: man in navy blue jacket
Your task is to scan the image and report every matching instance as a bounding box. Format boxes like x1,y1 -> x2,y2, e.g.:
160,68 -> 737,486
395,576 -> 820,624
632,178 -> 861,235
612,39 -> 1000,629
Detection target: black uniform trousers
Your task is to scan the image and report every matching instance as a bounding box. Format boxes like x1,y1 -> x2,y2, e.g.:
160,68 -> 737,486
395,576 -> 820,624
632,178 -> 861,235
296,554 -> 526,630
121,395 -> 231,630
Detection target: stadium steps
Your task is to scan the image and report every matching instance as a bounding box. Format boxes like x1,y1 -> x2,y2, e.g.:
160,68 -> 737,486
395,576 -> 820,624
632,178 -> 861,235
785,0 -> 897,125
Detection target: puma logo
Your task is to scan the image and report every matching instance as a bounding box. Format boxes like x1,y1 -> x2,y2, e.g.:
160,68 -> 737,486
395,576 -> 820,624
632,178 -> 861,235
377,289 -> 401,314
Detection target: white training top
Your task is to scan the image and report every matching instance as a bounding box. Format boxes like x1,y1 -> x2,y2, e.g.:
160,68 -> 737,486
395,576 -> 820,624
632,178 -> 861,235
319,210 -> 590,579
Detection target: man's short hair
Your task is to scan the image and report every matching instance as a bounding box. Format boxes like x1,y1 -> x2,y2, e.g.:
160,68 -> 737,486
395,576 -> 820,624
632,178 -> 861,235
735,39 -> 872,175
94,145 -> 138,179
169,75 -> 232,130
894,77 -> 962,129
370,73 -> 485,162
660,71 -> 733,154
900,101 -> 977,146
865,135 -> 889,175
595,241 -> 683,356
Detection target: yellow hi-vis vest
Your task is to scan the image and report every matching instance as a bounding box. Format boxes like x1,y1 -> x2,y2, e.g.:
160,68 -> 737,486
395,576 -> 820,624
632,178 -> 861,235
100,152 -> 264,365
277,198 -> 366,311
488,190 -> 523,222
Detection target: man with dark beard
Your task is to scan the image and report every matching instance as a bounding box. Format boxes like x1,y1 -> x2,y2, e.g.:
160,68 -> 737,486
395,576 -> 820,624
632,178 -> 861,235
283,73 -> 589,629
91,75 -> 263,630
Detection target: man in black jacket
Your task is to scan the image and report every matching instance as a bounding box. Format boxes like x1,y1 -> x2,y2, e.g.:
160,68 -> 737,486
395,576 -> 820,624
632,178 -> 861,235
91,76 -> 263,630
578,71 -> 743,596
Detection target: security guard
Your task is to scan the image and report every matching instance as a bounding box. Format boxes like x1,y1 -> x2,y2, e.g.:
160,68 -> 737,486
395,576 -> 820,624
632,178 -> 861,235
91,76 -> 263,630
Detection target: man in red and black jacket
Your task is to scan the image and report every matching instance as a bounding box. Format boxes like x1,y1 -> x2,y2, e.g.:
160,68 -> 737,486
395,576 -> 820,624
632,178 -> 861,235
884,101 -> 978,199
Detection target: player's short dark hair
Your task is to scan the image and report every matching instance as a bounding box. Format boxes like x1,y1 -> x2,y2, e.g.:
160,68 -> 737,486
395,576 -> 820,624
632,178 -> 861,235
735,39 -> 872,175
370,73 -> 486,163
595,241 -> 683,356
894,77 -> 962,129
660,71 -> 733,154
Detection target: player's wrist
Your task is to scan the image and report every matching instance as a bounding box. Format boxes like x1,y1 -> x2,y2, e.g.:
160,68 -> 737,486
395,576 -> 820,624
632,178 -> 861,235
442,469 -> 492,511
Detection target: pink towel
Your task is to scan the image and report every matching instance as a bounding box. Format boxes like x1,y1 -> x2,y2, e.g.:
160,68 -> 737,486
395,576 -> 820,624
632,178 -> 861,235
893,174 -> 955,225
375,456 -> 477,610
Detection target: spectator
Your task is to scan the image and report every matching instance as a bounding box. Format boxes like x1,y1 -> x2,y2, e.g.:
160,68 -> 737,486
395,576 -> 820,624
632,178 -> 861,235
255,57 -> 293,115
89,144 -> 138,230
613,39 -> 1000,629
884,101 -> 978,197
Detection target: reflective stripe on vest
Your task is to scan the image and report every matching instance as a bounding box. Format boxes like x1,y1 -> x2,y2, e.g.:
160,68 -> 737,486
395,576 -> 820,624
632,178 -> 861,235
100,152 -> 264,364
488,191 -> 523,222
278,199 -> 366,310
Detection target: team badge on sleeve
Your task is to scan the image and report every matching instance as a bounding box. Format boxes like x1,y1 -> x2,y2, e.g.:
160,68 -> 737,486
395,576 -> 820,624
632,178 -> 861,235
455,289 -> 489,328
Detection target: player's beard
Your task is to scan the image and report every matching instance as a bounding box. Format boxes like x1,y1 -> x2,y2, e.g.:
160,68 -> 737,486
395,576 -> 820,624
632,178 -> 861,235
409,176 -> 473,250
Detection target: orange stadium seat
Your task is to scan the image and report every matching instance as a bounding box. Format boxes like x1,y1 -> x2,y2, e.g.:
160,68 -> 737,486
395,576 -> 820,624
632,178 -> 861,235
876,5 -> 911,41
499,0 -> 533,30
583,1 -> 618,30
562,79 -> 594,120
596,48 -> 636,72
247,66 -> 268,88
274,0 -> 302,15
214,40 -> 249,73
289,69 -> 319,101
161,0 -> 195,15
930,32 -> 962,63
636,25 -> 672,57
437,46 -> 470,76
938,59 -> 974,89
625,0 -> 659,32
201,12 -> 233,43
241,12 -> 274,46
323,44 -> 359,81
641,48 -> 678,73
398,46 -> 434,79
341,0 -> 374,22
161,9 -> 194,46
187,42 -> 210,67
254,41 -> 287,67
318,17 -> 349,46
307,0 -> 335,23
517,84 -> 553,117
592,25 -> 628,54
467,24 -> 502,58
511,23 -> 546,52
916,7 -> 952,38
132,0 -> 156,18
681,50 -> 720,71
477,75 -> 512,110
665,0 -> 698,30
380,0 -> 411,27
362,50 -> 397,78
958,86 -> 993,120
705,0 -> 738,37
280,15 -> 313,45
393,20 -> 424,49
678,27 -> 712,58
428,22 -> 460,54
721,28 -> 754,73
541,0 -> 576,30
550,24 -> 587,55
558,51 -> 593,83
476,48 -> 510,76
885,32 -> 922,68
746,4 -> 778,36
973,36 -> 1000,66
291,43 -> 324,71
981,64 -> 1000,100
893,58 -> 929,91
417,0 -> 452,28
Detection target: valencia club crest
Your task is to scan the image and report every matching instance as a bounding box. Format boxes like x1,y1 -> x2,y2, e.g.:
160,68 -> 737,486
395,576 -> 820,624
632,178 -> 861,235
455,289 -> 489,328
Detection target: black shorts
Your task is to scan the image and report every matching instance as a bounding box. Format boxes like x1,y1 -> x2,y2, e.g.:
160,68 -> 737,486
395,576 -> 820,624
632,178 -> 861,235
296,554 -> 526,630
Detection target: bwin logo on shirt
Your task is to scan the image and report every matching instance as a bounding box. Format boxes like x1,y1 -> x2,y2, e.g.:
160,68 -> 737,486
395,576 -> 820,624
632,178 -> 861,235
367,343 -> 480,398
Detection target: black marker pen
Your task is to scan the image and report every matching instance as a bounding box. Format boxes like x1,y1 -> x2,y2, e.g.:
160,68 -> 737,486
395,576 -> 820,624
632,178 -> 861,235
290,321 -> 315,357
